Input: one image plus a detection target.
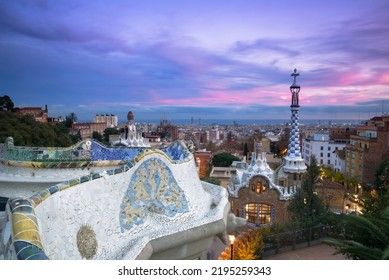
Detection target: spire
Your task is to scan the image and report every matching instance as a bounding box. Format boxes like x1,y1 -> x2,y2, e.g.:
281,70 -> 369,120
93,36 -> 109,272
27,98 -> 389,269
290,69 -> 300,107
282,69 -> 306,174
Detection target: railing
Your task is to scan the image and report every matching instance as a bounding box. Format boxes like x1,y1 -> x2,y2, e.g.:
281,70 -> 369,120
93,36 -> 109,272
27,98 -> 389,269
263,225 -> 329,257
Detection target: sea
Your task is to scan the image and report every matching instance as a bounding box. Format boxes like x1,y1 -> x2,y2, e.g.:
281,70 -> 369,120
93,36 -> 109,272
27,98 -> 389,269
133,119 -> 361,126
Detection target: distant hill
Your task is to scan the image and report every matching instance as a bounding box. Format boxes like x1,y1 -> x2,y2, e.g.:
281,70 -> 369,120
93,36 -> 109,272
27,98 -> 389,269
0,111 -> 76,147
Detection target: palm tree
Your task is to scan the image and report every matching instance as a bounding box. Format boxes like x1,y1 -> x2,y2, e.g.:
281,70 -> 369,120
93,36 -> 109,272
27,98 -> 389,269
323,207 -> 389,259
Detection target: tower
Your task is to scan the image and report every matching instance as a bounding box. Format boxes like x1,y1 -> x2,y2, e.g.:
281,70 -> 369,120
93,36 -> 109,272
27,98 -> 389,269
283,69 -> 307,174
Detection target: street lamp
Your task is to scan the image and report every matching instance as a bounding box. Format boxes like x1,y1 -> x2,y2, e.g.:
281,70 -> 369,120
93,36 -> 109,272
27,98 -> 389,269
228,234 -> 235,260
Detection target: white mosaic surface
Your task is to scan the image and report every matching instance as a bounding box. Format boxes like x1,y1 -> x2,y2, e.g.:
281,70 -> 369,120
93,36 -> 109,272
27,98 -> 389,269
34,153 -> 228,259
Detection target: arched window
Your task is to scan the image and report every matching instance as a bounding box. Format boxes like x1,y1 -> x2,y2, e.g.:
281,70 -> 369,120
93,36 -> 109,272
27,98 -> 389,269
244,203 -> 272,225
251,177 -> 268,195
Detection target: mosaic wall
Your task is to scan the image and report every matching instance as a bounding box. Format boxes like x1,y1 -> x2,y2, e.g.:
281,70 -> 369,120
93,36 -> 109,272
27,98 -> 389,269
119,158 -> 189,232
1,139 -> 91,162
0,138 -> 192,168
90,141 -> 143,161
160,141 -> 192,162
1,140 -> 194,259
1,198 -> 48,260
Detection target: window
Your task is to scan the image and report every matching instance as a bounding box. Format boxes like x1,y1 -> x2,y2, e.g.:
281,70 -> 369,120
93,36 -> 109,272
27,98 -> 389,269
327,153 -> 331,157
327,159 -> 330,165
251,179 -> 267,194
245,203 -> 272,225
320,146 -> 323,150
328,147 -> 331,151
320,153 -> 323,157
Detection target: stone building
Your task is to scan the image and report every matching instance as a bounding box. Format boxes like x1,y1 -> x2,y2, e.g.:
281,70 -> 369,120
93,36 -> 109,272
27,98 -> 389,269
15,105 -> 48,123
346,116 -> 389,185
93,114 -> 118,127
71,122 -> 107,139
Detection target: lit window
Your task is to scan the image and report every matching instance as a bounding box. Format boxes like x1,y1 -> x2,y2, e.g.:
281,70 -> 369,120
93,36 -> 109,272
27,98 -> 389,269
244,203 -> 272,225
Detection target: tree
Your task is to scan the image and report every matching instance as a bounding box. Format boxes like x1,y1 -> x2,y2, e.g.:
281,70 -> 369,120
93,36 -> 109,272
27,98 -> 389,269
103,127 -> 120,143
218,227 -> 270,260
0,95 -> 14,111
323,208 -> 389,259
92,131 -> 103,142
212,152 -> 241,167
0,111 -> 75,146
363,158 -> 389,217
288,155 -> 327,227
65,112 -> 78,128
243,142 -> 249,159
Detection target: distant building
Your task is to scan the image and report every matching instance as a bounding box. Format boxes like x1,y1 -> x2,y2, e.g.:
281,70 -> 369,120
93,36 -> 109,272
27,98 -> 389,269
15,105 -> 48,123
94,114 -> 118,127
334,149 -> 346,173
345,116 -> 389,185
302,133 -> 349,167
71,122 -> 107,139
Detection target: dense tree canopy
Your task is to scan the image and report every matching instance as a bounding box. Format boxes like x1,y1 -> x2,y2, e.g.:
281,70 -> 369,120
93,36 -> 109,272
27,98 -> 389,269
0,95 -> 14,111
287,156 -> 327,227
324,208 -> 389,259
362,158 -> 389,217
0,111 -> 76,147
212,152 -> 241,167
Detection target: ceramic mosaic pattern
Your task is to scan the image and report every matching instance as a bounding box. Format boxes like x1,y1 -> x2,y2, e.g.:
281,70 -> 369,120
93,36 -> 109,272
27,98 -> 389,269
119,158 -> 189,232
6,198 -> 48,260
1,140 -> 91,162
90,141 -> 143,161
1,140 -> 194,260
1,139 -> 192,168
160,141 -> 191,162
287,110 -> 302,158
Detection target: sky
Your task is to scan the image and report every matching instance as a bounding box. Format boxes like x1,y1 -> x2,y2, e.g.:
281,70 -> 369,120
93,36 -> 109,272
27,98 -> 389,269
1,0 -> 389,123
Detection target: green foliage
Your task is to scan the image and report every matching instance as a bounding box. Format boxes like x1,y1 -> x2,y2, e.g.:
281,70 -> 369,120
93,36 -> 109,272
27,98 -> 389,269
243,142 -> 249,158
0,111 -> 75,147
202,176 -> 220,185
92,131 -> 103,142
323,208 -> 389,259
103,127 -> 120,143
362,158 -> 389,217
212,152 -> 240,167
0,95 -> 14,111
64,112 -> 78,128
220,227 -> 270,260
288,155 -> 327,227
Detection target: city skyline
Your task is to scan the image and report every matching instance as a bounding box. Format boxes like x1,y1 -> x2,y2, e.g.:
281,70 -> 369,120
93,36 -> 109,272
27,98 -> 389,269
1,0 -> 389,121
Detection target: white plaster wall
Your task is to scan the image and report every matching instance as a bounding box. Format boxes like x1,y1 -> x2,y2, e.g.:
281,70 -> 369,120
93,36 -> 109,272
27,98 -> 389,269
0,164 -> 117,198
302,139 -> 346,167
34,154 -> 221,260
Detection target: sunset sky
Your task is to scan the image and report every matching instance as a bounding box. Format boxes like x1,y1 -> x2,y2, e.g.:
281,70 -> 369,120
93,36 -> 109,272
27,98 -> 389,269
1,0 -> 389,122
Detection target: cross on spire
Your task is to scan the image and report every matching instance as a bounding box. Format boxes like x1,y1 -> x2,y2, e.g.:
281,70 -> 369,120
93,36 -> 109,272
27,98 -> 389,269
291,68 -> 299,85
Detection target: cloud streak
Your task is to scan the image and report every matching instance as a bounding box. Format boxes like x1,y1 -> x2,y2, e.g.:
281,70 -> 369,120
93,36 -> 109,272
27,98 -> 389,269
0,0 -> 389,122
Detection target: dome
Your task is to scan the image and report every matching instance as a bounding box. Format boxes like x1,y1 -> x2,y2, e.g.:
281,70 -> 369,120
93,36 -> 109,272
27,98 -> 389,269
127,111 -> 134,121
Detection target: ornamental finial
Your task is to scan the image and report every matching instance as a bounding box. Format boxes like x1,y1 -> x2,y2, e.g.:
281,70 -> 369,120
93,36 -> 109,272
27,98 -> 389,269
291,68 -> 299,86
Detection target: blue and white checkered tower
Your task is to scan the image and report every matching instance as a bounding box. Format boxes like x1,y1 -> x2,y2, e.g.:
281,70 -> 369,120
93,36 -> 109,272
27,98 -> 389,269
283,69 -> 307,173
